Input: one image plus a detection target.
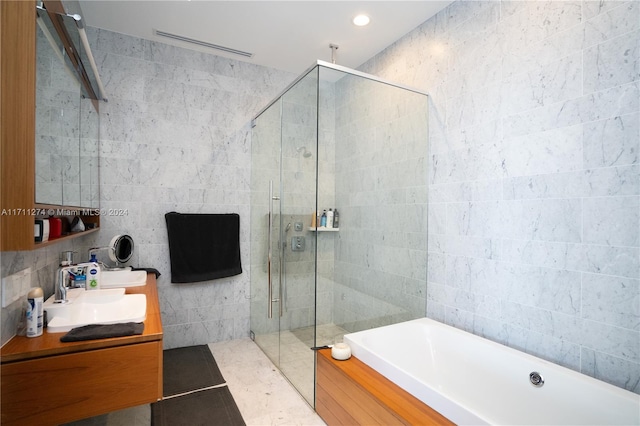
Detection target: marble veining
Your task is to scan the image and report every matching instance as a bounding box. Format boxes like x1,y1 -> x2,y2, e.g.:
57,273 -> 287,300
83,27 -> 295,349
1,0 -> 637,402
359,0 -> 640,394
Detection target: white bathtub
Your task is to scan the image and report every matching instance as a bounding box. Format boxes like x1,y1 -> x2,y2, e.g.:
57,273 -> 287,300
343,318 -> 640,425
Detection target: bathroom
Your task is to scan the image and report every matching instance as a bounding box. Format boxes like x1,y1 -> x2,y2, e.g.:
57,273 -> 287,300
1,0 -> 638,424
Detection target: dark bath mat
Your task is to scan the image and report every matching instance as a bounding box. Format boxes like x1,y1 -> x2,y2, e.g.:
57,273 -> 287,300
151,387 -> 245,426
163,345 -> 225,397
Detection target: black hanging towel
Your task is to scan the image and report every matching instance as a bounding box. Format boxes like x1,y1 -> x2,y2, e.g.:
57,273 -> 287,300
165,212 -> 242,283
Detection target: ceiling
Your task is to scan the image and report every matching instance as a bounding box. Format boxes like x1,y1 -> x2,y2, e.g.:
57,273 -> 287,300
76,1 -> 453,75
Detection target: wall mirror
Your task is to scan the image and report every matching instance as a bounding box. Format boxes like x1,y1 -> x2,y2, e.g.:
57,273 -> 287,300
35,2 -> 101,209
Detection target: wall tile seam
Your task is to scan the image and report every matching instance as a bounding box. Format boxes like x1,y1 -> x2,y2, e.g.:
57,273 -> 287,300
442,17 -> 572,65
138,76 -> 247,102
433,237 -> 636,252
581,1 -> 640,48
577,350 -> 640,389
435,195 -> 640,207
148,43 -> 243,79
581,29 -> 640,93
438,2 -> 582,52
93,29 -> 150,61
438,301 -> 639,341
425,251 -> 640,276
440,67 -> 637,124
96,57 -> 278,101
107,98 -> 248,119
94,50 -> 157,77
446,18 -> 501,52
582,23 -> 640,52
457,279 -> 587,323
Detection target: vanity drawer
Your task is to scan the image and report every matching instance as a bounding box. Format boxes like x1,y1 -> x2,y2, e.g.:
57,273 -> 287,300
1,341 -> 162,425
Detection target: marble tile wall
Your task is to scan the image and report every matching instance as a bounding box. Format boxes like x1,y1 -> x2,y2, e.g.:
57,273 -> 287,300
86,28 -> 295,348
358,0 -> 639,393
1,239 -> 86,345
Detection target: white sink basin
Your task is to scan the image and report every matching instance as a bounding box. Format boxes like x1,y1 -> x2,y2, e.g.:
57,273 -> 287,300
44,288 -> 146,333
101,269 -> 147,288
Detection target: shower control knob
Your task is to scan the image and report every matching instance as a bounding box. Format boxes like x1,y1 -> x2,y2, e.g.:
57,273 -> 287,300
291,236 -> 305,252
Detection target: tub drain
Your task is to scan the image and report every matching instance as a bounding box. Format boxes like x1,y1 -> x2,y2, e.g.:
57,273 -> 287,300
529,371 -> 544,387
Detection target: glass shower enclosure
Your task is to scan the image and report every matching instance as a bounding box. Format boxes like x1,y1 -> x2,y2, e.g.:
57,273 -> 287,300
250,60 -> 429,406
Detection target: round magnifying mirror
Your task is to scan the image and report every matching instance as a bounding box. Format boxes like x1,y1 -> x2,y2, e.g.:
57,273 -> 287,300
108,234 -> 134,264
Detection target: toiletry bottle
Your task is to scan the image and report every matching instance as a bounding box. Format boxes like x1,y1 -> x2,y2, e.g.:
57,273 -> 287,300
70,269 -> 87,289
326,209 -> 334,228
320,210 -> 327,227
333,209 -> 339,228
34,219 -> 43,242
42,218 -> 50,242
26,287 -> 43,337
86,254 -> 101,290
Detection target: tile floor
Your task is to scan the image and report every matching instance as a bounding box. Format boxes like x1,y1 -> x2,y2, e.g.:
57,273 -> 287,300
64,337 -> 326,426
254,324 -> 349,405
210,338 -> 325,426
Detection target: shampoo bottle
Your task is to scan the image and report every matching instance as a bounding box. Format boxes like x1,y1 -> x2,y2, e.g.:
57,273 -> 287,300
26,287 -> 43,338
86,254 -> 101,290
326,209 -> 334,228
320,210 -> 327,227
333,209 -> 339,228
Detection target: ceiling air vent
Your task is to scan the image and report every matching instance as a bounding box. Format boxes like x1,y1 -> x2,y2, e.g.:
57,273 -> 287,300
155,29 -> 253,58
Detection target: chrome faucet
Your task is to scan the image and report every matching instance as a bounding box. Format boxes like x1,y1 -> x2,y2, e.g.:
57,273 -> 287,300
54,265 -> 76,304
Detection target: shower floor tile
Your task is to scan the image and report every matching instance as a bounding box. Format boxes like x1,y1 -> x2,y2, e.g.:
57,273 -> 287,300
253,323 -> 350,405
210,338 -> 325,425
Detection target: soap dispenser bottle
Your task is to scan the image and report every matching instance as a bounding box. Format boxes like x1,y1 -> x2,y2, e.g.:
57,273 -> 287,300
86,254 -> 101,290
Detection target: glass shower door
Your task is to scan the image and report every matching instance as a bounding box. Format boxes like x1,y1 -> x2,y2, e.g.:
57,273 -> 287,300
250,67 -> 319,406
250,97 -> 283,367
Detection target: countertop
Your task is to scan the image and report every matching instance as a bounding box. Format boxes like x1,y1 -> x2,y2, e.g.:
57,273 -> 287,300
0,273 -> 163,363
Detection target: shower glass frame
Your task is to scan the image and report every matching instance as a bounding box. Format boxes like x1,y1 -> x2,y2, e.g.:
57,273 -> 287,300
250,60 -> 429,408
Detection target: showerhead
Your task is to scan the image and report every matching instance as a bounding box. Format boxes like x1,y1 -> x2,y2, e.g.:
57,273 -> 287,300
297,146 -> 312,158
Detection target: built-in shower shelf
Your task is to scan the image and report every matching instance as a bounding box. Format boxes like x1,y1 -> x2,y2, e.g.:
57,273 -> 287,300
309,227 -> 339,232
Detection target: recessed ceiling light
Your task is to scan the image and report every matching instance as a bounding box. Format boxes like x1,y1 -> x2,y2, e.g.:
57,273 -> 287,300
353,14 -> 370,26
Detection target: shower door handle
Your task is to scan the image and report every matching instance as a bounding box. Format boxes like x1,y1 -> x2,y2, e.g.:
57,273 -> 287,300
278,236 -> 284,318
268,180 -> 280,319
268,181 -> 274,319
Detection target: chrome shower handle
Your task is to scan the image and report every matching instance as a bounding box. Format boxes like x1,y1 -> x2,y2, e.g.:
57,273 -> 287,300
268,180 -> 281,319
278,231 -> 284,318
268,180 -> 274,319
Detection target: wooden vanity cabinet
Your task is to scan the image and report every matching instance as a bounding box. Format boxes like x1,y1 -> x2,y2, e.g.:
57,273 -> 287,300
0,274 -> 163,425
1,0 -> 37,251
1,342 -> 162,425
